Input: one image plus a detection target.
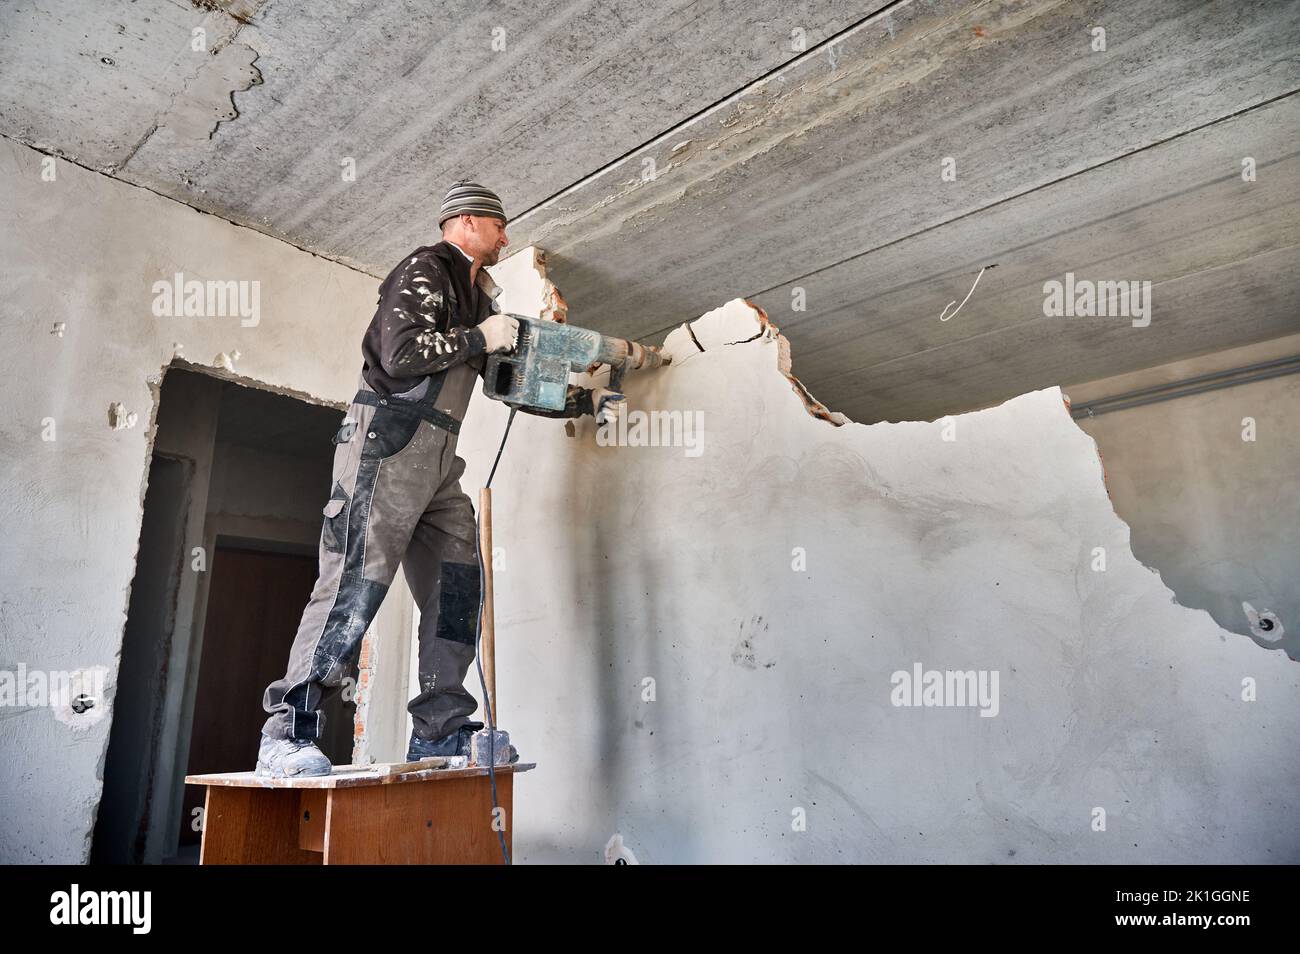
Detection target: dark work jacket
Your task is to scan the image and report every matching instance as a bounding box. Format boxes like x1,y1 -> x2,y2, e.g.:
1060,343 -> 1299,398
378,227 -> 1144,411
360,240 -> 592,418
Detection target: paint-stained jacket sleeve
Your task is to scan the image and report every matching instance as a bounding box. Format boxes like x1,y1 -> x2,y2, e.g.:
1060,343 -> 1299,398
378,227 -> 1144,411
374,253 -> 486,378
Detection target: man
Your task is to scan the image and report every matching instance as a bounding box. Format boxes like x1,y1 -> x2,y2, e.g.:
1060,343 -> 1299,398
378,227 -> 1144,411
256,181 -> 624,777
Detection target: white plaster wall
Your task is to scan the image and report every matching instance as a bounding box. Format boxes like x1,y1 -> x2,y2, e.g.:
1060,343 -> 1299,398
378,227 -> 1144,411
454,298 -> 1300,864
0,138 -> 379,863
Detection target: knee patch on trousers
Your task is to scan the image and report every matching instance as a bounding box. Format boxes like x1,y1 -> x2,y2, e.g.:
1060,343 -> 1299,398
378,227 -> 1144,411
436,562 -> 481,646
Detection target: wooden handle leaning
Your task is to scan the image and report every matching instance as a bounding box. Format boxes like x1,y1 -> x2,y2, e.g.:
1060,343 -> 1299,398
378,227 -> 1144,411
478,487 -> 497,725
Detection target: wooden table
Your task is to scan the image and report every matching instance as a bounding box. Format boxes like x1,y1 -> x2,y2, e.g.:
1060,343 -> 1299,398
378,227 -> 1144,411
185,761 -> 535,865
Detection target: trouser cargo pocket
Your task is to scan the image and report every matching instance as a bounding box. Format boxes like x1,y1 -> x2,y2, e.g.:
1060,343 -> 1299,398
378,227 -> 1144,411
322,482 -> 349,553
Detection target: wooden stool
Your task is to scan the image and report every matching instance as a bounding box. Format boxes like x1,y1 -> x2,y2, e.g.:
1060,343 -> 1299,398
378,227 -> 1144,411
185,761 -> 535,864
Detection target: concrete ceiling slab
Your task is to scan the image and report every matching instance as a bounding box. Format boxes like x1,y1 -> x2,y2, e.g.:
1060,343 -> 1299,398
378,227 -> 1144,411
0,0 -> 251,166
754,95 -> 1300,422
1,0 -> 877,266
505,0 -> 1300,420
3,0 -> 1297,422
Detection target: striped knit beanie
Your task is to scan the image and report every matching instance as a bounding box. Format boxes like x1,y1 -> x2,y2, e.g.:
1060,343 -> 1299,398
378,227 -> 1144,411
438,180 -> 507,227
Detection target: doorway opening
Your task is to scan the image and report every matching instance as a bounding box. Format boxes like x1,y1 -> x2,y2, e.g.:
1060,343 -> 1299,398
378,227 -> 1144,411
92,367 -> 353,864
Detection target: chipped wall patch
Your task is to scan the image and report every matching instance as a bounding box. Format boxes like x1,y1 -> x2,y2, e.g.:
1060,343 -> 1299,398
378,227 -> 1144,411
107,403 -> 139,430
1242,602 -> 1284,643
51,666 -> 111,730
0,664 -> 111,731
604,833 -> 640,864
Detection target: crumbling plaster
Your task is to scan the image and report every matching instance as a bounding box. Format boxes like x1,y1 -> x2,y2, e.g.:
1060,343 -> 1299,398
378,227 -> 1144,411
448,260 -> 1300,863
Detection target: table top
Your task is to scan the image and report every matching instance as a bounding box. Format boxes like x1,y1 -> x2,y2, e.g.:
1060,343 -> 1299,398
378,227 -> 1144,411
185,761 -> 537,789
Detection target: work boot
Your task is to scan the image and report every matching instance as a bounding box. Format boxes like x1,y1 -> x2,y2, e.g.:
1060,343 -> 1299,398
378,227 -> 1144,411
406,721 -> 484,761
255,733 -> 332,778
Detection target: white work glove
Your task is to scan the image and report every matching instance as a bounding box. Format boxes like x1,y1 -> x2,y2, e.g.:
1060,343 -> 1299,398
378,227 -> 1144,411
592,387 -> 626,426
479,314 -> 519,353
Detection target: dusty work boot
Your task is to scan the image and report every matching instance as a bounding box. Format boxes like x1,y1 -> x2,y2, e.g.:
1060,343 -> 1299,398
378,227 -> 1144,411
255,733 -> 332,778
406,720 -> 484,761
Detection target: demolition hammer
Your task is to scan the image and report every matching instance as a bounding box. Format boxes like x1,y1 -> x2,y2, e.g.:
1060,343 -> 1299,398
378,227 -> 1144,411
482,314 -> 671,416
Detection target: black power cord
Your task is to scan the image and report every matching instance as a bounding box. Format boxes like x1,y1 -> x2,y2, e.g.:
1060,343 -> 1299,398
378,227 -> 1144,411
472,407 -> 517,865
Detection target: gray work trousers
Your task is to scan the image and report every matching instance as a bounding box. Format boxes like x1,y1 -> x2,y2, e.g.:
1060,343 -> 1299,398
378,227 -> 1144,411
261,378 -> 482,744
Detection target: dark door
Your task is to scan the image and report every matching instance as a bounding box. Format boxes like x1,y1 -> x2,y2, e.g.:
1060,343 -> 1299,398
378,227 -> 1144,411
180,546 -> 355,847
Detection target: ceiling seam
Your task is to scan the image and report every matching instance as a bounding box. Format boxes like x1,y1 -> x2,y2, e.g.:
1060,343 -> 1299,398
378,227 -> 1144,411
507,0 -> 912,226
0,130 -> 381,280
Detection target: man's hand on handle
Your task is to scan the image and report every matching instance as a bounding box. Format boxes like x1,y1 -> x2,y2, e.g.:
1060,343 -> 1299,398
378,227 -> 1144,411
592,387 -> 626,426
480,314 -> 519,353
